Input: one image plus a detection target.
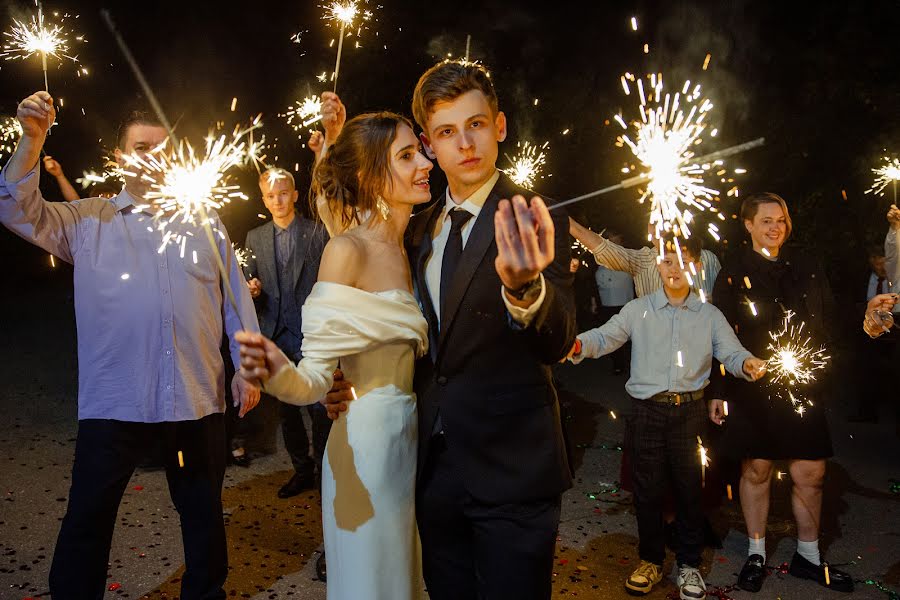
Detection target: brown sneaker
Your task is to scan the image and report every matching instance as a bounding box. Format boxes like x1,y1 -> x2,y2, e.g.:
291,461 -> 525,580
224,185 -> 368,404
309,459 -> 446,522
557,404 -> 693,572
625,560 -> 663,595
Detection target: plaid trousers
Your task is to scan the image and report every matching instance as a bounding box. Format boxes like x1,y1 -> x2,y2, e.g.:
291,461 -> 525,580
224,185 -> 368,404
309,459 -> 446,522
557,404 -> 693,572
626,396 -> 707,567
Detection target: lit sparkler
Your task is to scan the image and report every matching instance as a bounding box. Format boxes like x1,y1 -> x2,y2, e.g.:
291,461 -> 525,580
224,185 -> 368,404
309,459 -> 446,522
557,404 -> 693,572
1,3 -> 84,91
322,1 -> 374,92
697,435 -> 709,487
866,156 -> 900,203
1,116 -> 23,159
765,310 -> 830,415
282,95 -> 323,134
75,159 -> 125,189
502,140 -> 549,189
232,243 -> 255,278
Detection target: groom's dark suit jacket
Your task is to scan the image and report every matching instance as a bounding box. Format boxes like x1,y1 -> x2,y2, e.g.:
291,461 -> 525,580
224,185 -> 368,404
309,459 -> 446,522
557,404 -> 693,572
409,174 -> 576,505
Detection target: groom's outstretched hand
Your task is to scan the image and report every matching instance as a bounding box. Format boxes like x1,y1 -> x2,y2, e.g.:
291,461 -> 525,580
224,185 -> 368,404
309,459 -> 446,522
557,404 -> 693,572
323,368 -> 354,420
495,195 -> 554,307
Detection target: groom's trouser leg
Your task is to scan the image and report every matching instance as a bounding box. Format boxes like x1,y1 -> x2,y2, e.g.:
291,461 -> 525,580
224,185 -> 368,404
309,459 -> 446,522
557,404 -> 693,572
417,434 -> 477,600
468,495 -> 561,600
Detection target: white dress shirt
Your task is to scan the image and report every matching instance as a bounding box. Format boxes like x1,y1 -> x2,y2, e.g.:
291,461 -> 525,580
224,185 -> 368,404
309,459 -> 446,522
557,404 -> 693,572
424,170 -> 545,327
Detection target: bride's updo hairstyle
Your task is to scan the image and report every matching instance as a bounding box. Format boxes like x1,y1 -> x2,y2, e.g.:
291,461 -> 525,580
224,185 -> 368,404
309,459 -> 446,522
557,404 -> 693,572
311,111 -> 414,230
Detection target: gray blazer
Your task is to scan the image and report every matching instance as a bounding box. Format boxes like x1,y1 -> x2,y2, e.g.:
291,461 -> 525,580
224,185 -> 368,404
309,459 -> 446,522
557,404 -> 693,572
244,218 -> 328,344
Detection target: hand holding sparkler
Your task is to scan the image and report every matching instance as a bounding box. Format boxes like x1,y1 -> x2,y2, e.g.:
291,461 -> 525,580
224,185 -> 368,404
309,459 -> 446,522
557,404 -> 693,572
320,91 -> 346,146
742,356 -> 767,381
864,293 -> 898,338
308,130 -> 325,162
235,330 -> 291,384
495,195 -> 555,306
887,204 -> 900,231
247,278 -> 262,299
17,91 -> 55,138
708,398 -> 726,425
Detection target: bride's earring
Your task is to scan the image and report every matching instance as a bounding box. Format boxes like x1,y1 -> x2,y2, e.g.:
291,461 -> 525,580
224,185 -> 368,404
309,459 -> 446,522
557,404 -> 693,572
376,195 -> 391,221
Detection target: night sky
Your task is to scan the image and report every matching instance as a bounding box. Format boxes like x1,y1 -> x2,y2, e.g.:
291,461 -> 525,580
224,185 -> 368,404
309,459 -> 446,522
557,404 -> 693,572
0,0 -> 897,310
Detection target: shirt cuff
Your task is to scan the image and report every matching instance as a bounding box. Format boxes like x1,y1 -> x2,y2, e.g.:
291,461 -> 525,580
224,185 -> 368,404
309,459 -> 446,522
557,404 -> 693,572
502,273 -> 546,328
569,332 -> 591,365
0,163 -> 39,199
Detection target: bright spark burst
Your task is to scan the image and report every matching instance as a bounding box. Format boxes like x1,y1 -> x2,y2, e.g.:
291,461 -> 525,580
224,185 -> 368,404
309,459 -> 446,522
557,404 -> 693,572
0,116 -> 23,159
1,8 -> 82,66
232,243 -> 254,269
321,1 -> 375,32
615,72 -> 722,242
765,310 -> 830,415
120,120 -> 261,251
502,141 -> 549,188
281,95 -> 323,134
866,156 -> 900,197
697,435 -> 709,485
75,162 -> 125,189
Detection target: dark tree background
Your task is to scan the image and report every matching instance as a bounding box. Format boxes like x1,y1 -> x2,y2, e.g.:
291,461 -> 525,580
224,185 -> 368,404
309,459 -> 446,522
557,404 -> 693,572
0,0 -> 897,341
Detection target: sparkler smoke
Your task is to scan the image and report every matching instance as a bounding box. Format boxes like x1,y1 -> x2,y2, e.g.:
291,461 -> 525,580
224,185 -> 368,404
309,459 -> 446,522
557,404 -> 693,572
765,310 -> 830,416
502,141 -> 549,189
1,2 -> 85,92
866,156 -> 900,203
101,9 -> 251,329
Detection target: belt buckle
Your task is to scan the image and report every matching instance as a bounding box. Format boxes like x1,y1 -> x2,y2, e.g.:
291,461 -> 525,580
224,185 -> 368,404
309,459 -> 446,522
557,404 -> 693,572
673,393 -> 682,406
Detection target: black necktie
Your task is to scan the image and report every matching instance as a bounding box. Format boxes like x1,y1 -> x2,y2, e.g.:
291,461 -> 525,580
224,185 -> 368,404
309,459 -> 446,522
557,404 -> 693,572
877,276 -> 886,295
439,209 -> 473,320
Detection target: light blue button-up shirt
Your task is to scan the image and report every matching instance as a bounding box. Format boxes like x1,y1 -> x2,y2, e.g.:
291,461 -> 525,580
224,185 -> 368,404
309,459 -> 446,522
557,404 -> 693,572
0,165 -> 259,422
572,288 -> 752,399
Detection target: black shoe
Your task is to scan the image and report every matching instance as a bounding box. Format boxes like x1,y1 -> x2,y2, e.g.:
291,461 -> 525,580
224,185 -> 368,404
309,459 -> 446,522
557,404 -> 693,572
230,452 -> 251,467
278,472 -> 315,498
737,554 -> 766,592
788,553 -> 854,593
315,552 -> 327,582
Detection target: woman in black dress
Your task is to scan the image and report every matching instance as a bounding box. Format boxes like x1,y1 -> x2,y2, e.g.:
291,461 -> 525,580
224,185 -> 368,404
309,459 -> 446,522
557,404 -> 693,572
710,193 -> 853,594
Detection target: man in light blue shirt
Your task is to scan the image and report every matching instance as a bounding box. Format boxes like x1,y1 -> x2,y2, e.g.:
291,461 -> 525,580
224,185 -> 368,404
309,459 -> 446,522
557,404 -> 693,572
568,234 -> 765,600
0,91 -> 261,599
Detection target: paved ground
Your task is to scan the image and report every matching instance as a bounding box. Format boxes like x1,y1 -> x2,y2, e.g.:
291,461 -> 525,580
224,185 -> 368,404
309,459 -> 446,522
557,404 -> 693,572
1,276 -> 898,599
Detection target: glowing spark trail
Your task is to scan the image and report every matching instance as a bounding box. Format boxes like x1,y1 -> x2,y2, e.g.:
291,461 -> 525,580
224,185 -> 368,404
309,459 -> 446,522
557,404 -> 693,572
765,310 -> 830,415
1,3 -> 84,91
502,141 -> 549,188
282,95 -> 323,134
0,116 -> 23,160
866,156 -> 900,202
322,1 -> 375,92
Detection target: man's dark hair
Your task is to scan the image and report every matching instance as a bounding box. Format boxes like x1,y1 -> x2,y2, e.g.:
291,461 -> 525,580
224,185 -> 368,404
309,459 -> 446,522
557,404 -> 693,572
660,233 -> 703,262
412,61 -> 498,131
115,110 -> 164,149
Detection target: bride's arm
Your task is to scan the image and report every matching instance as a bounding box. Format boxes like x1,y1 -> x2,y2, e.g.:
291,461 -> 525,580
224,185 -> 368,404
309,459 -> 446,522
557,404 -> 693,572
235,331 -> 334,406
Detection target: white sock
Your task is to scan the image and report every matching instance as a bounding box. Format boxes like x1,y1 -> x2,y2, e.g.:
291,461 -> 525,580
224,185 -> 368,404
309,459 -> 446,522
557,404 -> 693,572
748,536 -> 766,561
797,539 -> 820,566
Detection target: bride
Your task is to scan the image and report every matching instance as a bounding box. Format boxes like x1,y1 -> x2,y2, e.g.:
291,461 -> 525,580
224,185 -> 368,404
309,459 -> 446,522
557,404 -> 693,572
236,111 -> 433,600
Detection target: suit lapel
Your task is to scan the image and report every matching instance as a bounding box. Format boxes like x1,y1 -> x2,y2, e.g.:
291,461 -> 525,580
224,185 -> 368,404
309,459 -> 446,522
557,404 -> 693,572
437,190 -> 502,353
414,200 -> 443,348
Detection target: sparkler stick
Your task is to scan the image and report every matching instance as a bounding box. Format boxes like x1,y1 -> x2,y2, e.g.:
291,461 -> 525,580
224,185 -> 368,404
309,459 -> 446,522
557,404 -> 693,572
333,20 -> 346,92
465,34 -> 471,62
548,137 -> 765,212
101,10 -> 246,328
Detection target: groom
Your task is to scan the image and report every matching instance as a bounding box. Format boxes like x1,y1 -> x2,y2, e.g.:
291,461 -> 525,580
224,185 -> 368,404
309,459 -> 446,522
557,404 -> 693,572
328,62 -> 576,599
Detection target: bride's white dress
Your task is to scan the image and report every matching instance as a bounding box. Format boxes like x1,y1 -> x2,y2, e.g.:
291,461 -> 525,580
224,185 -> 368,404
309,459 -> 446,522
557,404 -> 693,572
264,281 -> 428,600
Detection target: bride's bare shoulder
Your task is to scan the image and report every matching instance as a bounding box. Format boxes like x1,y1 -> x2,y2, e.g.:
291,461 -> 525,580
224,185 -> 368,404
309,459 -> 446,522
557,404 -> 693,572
318,234 -> 366,287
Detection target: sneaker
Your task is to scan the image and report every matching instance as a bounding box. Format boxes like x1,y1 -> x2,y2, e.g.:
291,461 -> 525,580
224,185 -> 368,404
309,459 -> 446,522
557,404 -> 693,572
788,552 -> 854,593
677,566 -> 707,599
737,554 -> 766,592
625,560 -> 663,596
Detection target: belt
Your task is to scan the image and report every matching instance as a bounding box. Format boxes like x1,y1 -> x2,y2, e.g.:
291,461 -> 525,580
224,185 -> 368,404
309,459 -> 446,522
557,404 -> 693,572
647,390 -> 704,405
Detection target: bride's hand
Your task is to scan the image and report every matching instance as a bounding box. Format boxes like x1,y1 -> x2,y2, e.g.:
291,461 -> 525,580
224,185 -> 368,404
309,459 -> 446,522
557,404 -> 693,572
235,330 -> 289,383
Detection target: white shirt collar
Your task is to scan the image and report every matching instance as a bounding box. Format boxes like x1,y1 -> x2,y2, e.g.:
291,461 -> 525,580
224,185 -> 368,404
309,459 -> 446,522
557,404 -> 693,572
442,169 -> 501,221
